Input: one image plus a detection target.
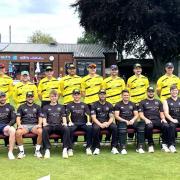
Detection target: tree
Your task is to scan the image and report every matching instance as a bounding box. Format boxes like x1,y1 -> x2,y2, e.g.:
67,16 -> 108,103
72,0 -> 180,78
77,31 -> 101,44
28,30 -> 56,44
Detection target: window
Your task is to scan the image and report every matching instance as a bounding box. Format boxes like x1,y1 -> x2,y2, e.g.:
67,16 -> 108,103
34,62 -> 53,73
76,60 -> 103,76
12,62 -> 30,75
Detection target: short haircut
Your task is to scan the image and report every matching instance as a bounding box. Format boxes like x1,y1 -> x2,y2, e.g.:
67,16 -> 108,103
122,89 -> 129,94
170,85 -> 178,91
49,89 -> 58,96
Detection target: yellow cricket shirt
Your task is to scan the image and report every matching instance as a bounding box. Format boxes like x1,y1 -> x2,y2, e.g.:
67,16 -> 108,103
38,77 -> 60,101
157,74 -> 180,101
13,81 -> 38,108
127,75 -> 149,104
60,75 -> 82,105
0,75 -> 13,103
81,74 -> 103,104
102,76 -> 125,106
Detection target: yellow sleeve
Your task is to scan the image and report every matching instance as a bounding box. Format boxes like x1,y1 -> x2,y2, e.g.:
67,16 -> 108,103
156,78 -> 162,91
37,80 -> 43,96
12,84 -> 18,106
102,80 -> 107,89
81,78 -> 86,92
32,85 -> 39,102
59,79 -> 64,95
127,78 -> 131,91
8,78 -> 14,97
145,78 -> 149,89
177,78 -> 180,90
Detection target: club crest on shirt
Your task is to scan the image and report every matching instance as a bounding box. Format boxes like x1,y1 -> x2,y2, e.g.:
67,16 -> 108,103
71,106 -> 74,109
106,107 -> 109,111
129,105 -> 133,110
33,108 -> 37,113
170,103 -> 173,106
97,108 -> 101,111
57,107 -> 61,111
24,109 -> 28,112
155,101 -> 159,105
81,105 -> 85,109
5,108 -> 9,112
48,108 -> 51,111
146,102 -> 149,105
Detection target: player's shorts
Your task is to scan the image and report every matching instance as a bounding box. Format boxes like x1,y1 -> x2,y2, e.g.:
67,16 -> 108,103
0,124 -> 11,136
22,124 -> 37,132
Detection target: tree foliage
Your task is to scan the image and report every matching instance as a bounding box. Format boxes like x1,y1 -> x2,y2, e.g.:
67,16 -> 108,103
28,30 -> 56,44
77,31 -> 101,44
72,0 -> 180,77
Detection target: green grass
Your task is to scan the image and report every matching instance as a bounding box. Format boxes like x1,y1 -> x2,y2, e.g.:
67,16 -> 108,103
1,140 -> 180,180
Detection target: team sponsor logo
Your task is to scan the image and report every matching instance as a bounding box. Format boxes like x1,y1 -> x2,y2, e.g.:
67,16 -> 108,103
120,106 -> 124,109
57,107 -> 61,111
155,101 -> 159,105
97,108 -> 101,111
5,108 -> 9,112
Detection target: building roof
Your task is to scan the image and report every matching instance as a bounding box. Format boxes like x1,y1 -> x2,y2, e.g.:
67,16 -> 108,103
0,43 -> 114,58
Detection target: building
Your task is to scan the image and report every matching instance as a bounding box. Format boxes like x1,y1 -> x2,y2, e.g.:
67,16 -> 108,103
0,43 -> 116,78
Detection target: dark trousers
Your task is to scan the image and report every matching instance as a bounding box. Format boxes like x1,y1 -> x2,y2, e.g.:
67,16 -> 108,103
145,120 -> 170,146
168,122 -> 180,146
69,124 -> 92,148
92,123 -> 117,149
42,125 -> 72,149
117,121 -> 145,149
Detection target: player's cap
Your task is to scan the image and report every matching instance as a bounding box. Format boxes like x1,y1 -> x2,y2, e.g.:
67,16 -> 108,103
170,85 -> 178,91
99,89 -> 106,94
0,63 -> 5,68
45,66 -> 53,71
72,89 -> 80,94
111,65 -> 118,70
21,71 -> 29,76
68,63 -> 76,69
0,91 -> 6,97
147,86 -> 155,92
133,63 -> 142,69
26,91 -> 34,97
165,62 -> 174,68
88,63 -> 97,68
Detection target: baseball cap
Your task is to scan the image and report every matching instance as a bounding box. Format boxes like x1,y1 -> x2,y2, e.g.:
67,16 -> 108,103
45,66 -> 53,71
0,91 -> 6,97
72,89 -> 80,94
165,62 -> 174,68
133,63 -> 142,69
99,89 -> 106,94
111,65 -> 118,70
26,91 -> 34,97
21,71 -> 29,76
68,63 -> 76,69
0,63 -> 5,68
147,86 -> 155,92
88,63 -> 97,68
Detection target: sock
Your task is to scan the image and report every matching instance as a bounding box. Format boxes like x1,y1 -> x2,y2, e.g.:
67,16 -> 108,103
18,145 -> 24,153
35,144 -> 41,151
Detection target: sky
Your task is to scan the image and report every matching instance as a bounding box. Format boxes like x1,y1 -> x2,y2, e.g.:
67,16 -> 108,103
0,0 -> 84,43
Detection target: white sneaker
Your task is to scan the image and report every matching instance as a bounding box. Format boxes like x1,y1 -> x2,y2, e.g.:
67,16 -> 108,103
62,148 -> 68,159
86,148 -> 92,155
148,146 -> 154,153
162,144 -> 170,153
34,151 -> 43,158
67,149 -> 73,157
136,148 -> 145,154
169,145 -> 177,153
100,142 -> 104,146
17,151 -> 26,159
93,148 -> 100,155
83,143 -> 87,147
121,149 -> 127,155
8,151 -> 15,160
111,147 -> 119,154
44,149 -> 50,159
